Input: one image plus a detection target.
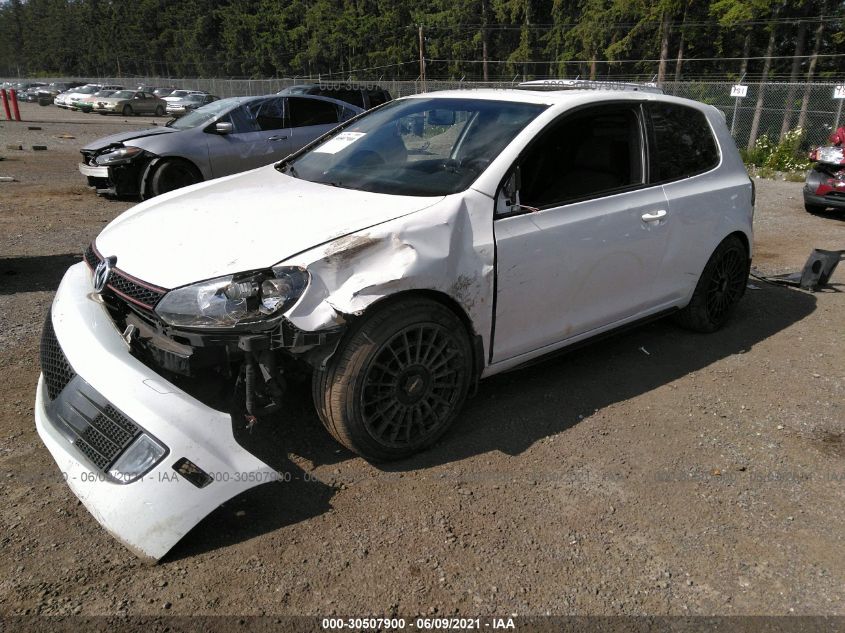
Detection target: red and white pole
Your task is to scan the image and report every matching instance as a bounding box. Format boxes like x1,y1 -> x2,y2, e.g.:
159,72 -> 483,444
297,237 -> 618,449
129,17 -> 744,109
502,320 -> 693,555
0,89 -> 10,120
9,89 -> 21,121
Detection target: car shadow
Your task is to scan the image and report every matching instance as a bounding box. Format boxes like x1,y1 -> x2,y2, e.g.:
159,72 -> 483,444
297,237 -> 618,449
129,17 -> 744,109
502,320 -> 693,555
164,452 -> 335,562
0,254 -> 82,295
805,207 -> 845,221
387,282 -> 817,471
174,283 -> 815,557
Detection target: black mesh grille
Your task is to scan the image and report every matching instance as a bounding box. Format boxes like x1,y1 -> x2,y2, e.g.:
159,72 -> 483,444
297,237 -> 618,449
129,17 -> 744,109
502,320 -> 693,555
84,242 -> 167,311
106,271 -> 166,309
75,405 -> 141,471
83,243 -> 98,269
75,440 -> 110,470
40,312 -> 76,401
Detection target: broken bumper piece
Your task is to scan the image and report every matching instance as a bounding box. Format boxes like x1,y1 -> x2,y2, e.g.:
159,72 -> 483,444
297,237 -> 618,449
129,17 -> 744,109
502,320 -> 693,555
35,262 -> 278,560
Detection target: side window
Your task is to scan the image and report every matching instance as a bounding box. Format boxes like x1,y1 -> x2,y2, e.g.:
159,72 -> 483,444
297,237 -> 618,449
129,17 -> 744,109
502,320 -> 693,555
228,105 -> 258,133
518,105 -> 644,209
648,103 -> 719,182
252,97 -> 288,131
288,97 -> 341,127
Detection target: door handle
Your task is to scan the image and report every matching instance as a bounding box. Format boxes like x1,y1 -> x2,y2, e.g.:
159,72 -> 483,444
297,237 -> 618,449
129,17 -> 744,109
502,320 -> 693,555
267,135 -> 288,141
641,209 -> 667,222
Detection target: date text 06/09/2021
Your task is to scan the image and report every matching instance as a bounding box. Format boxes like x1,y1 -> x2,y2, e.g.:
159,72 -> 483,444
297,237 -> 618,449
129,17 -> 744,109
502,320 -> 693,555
320,617 -> 516,630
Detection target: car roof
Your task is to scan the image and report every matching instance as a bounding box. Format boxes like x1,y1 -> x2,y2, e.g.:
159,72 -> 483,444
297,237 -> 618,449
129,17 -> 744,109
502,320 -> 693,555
399,88 -> 716,113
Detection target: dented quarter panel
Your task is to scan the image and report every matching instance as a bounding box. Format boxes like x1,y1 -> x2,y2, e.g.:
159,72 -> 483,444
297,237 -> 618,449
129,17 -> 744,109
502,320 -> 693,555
282,189 -> 497,357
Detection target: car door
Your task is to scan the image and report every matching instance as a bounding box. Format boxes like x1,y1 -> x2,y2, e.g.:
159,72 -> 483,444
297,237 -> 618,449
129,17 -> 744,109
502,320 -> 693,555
206,98 -> 292,177
491,103 -> 671,363
136,92 -> 152,113
286,96 -> 344,152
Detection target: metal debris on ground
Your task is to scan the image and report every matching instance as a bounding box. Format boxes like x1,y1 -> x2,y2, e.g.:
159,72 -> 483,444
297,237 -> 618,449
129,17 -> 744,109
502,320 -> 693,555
27,126 -> 41,130
5,144 -> 22,150
0,176 -> 15,182
31,145 -> 47,151
760,249 -> 845,292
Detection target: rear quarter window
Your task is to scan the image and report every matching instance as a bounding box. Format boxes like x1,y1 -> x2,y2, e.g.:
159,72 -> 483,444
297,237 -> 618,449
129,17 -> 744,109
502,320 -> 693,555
648,103 -> 720,182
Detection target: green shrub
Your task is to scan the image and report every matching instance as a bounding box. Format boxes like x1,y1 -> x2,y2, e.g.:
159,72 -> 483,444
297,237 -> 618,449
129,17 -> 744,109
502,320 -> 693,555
783,170 -> 808,182
758,166 -> 776,179
742,135 -> 774,167
763,127 -> 811,172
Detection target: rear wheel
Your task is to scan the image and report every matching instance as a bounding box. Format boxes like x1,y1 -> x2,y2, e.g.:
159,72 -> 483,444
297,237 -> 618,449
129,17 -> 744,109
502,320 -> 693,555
313,298 -> 473,461
675,235 -> 748,333
122,104 -> 133,117
149,159 -> 202,197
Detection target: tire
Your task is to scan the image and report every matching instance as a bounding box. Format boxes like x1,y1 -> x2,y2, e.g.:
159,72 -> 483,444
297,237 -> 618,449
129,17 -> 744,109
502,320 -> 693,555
149,159 -> 202,197
313,298 -> 473,461
155,105 -> 165,116
675,235 -> 749,333
122,104 -> 133,116
804,202 -> 826,214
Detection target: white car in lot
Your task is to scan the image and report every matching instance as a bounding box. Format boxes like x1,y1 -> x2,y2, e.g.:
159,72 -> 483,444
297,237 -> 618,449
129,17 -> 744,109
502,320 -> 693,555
55,83 -> 122,109
36,89 -> 753,559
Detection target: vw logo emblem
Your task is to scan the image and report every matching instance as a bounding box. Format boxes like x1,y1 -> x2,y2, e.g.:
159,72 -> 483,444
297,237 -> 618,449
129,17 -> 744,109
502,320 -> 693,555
93,256 -> 116,294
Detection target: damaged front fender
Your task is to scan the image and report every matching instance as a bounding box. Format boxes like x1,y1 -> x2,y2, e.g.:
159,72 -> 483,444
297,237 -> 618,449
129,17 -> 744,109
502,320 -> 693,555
281,189 -> 497,357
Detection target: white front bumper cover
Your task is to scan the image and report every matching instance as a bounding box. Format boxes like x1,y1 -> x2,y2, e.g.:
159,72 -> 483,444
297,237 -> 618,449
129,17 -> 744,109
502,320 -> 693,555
35,262 -> 278,560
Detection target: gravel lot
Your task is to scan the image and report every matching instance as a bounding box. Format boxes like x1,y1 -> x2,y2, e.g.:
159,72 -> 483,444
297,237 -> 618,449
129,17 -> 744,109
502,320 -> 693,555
1,102 -> 844,618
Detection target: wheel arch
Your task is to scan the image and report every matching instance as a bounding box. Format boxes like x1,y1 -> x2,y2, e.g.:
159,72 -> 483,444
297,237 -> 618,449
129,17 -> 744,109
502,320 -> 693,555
727,229 -> 751,259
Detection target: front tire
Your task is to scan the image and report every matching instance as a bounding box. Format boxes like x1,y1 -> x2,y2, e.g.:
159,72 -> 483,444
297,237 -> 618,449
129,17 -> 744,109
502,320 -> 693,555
313,298 -> 473,461
122,104 -> 133,116
149,159 -> 202,197
675,235 -> 749,333
155,105 -> 165,116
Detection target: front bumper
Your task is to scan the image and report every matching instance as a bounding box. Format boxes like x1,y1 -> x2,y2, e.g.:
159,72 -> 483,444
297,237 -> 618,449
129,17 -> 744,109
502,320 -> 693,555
35,262 -> 277,560
78,162 -> 109,178
804,189 -> 845,210
78,152 -> 147,198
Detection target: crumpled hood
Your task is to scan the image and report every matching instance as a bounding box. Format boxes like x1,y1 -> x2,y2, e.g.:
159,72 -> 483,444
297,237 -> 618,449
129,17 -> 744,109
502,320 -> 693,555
95,165 -> 444,289
81,127 -> 175,151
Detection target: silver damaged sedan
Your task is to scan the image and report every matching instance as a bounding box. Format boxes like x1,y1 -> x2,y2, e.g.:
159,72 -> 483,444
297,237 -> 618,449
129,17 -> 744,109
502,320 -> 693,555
78,94 -> 362,198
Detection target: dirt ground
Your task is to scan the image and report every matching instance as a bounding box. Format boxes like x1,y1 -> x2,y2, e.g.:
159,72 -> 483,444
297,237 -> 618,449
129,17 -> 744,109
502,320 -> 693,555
0,102 -> 844,619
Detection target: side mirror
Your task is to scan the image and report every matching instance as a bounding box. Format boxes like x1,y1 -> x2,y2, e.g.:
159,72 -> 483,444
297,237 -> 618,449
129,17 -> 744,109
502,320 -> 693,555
215,122 -> 234,135
496,167 -> 524,215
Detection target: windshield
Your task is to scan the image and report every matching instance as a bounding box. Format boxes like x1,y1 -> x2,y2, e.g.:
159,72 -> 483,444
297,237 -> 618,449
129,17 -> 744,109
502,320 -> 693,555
185,94 -> 205,103
280,97 -> 546,196
168,97 -> 244,130
110,90 -> 135,99
169,90 -> 189,98
94,90 -> 117,97
76,85 -> 100,95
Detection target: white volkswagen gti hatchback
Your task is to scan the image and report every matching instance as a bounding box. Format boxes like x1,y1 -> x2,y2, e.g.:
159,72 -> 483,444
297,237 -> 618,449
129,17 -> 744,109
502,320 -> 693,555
36,89 -> 753,559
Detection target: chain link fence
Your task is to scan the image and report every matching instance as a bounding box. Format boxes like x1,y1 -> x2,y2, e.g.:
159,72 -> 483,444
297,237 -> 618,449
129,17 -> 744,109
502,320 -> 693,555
6,76 -> 843,150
